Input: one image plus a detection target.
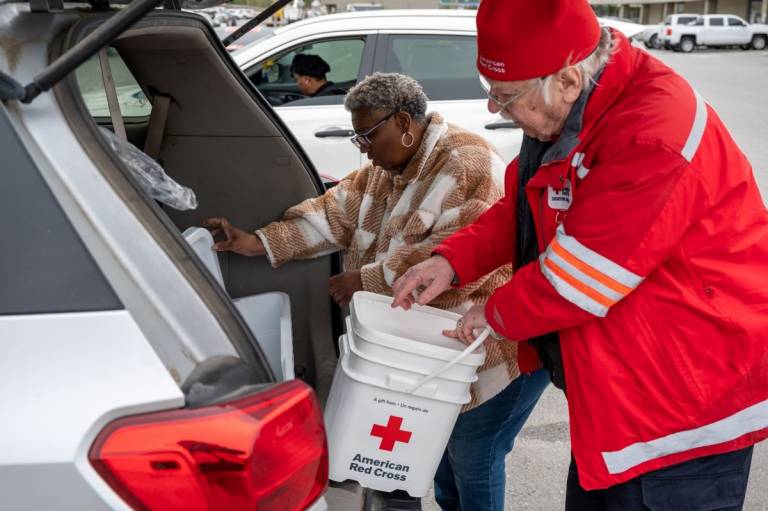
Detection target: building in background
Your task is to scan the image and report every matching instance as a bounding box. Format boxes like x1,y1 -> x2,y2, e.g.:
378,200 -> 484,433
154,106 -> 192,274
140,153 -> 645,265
590,0 -> 767,24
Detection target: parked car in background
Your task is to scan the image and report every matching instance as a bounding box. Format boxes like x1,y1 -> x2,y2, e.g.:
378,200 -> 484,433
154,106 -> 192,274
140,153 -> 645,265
231,7 -> 258,19
234,9 -> 641,181
599,16 -> 646,39
637,23 -> 666,48
661,13 -> 768,52
212,8 -> 238,26
346,2 -> 383,11
656,13 -> 703,48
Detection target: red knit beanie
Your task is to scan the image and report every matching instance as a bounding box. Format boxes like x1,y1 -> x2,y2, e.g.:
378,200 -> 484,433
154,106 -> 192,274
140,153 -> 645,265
476,0 -> 602,81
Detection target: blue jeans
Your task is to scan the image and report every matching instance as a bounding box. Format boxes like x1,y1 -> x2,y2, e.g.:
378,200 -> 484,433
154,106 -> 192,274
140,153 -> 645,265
565,446 -> 754,511
434,369 -> 550,511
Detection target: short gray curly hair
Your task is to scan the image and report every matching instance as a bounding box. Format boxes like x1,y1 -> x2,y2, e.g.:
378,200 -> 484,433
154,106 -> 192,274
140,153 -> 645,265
344,72 -> 428,122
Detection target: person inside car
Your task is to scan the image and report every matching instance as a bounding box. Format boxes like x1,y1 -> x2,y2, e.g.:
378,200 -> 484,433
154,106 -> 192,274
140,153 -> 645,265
204,72 -> 549,509
290,53 -> 345,97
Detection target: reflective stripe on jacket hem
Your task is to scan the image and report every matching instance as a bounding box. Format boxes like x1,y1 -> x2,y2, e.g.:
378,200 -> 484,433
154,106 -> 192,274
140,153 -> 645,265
602,398 -> 768,474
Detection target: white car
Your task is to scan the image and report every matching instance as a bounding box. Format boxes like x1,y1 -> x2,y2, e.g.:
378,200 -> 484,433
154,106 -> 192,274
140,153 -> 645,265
597,17 -> 647,40
234,10 -> 646,182
661,14 -> 768,52
234,9 -> 521,181
636,23 -> 671,49
655,13 -> 703,49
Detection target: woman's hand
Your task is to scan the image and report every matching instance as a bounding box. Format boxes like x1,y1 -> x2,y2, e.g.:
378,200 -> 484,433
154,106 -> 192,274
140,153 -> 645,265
442,304 -> 488,345
203,217 -> 266,256
391,255 -> 455,310
328,270 -> 363,307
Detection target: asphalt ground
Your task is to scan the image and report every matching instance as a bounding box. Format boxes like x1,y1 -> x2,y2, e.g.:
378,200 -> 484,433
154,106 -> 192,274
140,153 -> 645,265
423,47 -> 768,511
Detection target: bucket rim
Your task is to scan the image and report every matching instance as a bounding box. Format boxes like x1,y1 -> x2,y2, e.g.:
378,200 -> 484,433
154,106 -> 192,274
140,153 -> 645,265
338,335 -> 472,405
350,293 -> 486,367
346,324 -> 479,384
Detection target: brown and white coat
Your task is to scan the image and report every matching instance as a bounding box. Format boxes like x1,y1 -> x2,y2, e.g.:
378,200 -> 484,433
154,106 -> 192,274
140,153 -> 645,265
257,113 -> 519,410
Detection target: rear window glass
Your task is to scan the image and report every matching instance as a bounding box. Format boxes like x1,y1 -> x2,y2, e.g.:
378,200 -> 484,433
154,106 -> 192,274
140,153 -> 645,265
383,35 -> 484,101
75,47 -> 152,119
253,38 -> 365,87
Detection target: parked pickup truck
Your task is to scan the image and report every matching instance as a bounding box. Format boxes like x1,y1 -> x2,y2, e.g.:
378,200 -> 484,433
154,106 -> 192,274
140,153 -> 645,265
648,14 -> 702,49
662,14 -> 768,52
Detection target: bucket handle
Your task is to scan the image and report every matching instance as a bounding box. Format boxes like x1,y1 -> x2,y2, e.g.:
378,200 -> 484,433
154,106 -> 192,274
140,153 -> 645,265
405,328 -> 490,394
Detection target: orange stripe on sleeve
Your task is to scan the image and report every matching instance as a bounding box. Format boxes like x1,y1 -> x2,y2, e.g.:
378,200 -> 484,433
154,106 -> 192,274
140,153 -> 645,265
543,257 -> 617,309
550,239 -> 633,296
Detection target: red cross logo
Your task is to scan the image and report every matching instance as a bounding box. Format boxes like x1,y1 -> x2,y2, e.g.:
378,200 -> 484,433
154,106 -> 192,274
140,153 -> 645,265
370,415 -> 412,452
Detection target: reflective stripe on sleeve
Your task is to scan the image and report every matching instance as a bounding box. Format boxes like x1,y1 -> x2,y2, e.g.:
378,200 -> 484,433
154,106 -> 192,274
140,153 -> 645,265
539,225 -> 643,316
681,91 -> 708,162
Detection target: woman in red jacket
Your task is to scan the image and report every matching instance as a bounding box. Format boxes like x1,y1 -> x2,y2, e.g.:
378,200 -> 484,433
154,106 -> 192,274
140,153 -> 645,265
392,0 -> 768,509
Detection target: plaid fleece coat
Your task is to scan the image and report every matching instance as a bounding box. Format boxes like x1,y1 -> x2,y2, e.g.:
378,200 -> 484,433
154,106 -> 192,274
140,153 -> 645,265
257,113 -> 519,410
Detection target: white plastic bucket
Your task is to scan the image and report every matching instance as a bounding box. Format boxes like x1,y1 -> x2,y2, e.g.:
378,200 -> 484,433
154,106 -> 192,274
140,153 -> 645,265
233,292 -> 294,381
183,227 -> 225,286
182,227 -> 294,381
324,292 -> 489,497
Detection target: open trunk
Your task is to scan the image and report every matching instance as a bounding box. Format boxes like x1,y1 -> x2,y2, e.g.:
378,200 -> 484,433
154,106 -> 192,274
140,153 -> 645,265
55,9 -> 340,401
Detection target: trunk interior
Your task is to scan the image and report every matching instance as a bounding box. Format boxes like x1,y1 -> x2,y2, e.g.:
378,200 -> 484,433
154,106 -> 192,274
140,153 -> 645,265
62,11 -> 341,403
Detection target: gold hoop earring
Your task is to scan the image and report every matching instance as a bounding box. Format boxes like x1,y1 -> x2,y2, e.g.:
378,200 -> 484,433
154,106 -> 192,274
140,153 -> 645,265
401,132 -> 415,148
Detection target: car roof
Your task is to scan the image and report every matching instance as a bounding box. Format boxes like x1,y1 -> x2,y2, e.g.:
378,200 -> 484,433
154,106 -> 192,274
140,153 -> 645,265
233,9 -> 477,65
273,8 -> 477,35
233,9 -> 644,66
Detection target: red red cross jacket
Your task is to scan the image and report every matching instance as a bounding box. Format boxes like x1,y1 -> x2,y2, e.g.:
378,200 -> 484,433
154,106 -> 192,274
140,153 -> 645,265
435,31 -> 768,490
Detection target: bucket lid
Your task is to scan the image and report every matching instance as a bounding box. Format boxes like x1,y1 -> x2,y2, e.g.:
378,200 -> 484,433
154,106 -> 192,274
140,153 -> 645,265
349,292 -> 486,367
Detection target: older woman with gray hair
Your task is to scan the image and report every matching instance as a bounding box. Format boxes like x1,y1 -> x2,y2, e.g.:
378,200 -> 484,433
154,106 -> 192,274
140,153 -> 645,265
204,72 -> 549,508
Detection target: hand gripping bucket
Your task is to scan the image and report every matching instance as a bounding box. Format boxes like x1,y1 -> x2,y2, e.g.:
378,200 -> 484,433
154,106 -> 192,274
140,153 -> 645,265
323,292 -> 489,497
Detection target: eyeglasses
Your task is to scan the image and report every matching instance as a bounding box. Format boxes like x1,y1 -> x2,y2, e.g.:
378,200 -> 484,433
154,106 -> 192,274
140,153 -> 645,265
479,75 -> 540,110
350,111 -> 396,150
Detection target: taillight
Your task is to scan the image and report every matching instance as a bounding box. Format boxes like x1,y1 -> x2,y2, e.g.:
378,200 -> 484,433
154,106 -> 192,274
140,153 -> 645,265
666,28 -> 672,35
89,380 -> 328,511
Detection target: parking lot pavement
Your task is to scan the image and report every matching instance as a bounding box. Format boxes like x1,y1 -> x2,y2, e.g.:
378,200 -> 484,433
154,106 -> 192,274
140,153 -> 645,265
423,48 -> 768,511
650,48 -> 768,201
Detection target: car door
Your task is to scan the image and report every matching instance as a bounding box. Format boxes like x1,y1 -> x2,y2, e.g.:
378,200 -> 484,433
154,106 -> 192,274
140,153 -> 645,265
706,16 -> 726,44
727,16 -> 752,44
374,32 -> 522,171
246,35 -> 376,180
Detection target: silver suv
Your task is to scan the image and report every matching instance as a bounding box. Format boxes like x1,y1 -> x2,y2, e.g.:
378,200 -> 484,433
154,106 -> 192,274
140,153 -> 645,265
0,0 -> 355,508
